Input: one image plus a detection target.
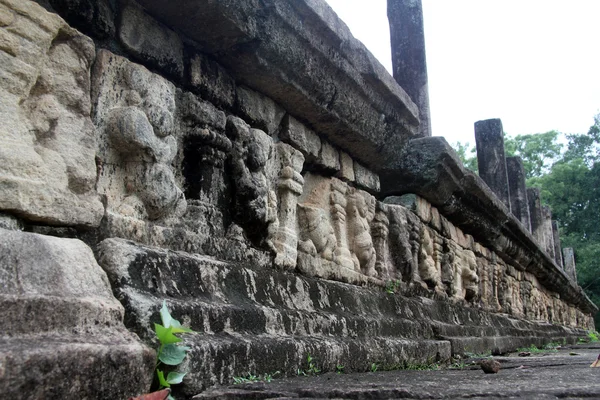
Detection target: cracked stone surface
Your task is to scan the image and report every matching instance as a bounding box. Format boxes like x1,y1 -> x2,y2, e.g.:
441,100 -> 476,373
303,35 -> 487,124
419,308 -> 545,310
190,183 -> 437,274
192,344 -> 600,399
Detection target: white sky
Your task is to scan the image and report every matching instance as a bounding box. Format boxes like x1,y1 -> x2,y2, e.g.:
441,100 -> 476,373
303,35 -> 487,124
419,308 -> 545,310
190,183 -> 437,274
324,0 -> 600,146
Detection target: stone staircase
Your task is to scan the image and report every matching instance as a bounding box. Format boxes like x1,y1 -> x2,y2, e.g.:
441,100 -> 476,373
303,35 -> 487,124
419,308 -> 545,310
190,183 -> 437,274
97,238 -> 587,397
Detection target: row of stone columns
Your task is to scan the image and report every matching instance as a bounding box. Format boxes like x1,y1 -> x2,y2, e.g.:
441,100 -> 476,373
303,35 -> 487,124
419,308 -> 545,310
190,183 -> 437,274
473,118 -> 577,282
386,1 -> 579,284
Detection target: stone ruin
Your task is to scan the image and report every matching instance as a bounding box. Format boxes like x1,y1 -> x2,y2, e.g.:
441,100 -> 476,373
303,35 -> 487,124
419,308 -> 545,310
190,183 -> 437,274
0,0 -> 595,398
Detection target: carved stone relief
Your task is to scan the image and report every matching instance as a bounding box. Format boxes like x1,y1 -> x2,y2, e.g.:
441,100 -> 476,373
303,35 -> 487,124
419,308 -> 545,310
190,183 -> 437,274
93,50 -> 186,222
225,116 -> 277,247
387,204 -> 421,285
347,188 -> 377,277
272,143 -> 304,269
418,226 -> 443,293
372,203 -> 391,280
0,10 -> 103,226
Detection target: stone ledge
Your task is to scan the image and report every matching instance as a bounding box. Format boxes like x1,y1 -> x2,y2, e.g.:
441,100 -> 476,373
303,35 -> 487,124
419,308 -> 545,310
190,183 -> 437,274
134,0 -> 420,169
380,137 -> 597,314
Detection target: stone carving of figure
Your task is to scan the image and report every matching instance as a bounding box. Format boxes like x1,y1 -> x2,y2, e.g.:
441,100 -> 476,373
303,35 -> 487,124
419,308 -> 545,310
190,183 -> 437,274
347,189 -> 377,277
418,226 -> 443,293
442,242 -> 478,303
387,206 -> 420,284
105,66 -> 186,220
272,143 -> 304,269
297,204 -> 337,262
371,204 -> 391,280
226,116 -> 277,247
510,276 -> 523,316
460,249 -> 479,303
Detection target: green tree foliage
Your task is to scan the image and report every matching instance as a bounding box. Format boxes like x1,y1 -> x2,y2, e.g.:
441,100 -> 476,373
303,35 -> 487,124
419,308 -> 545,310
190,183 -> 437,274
452,141 -> 478,172
504,130 -> 563,178
506,115 -> 600,327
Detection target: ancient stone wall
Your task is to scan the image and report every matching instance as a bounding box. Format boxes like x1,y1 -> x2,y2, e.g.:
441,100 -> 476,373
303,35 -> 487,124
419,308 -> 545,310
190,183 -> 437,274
0,0 -> 595,398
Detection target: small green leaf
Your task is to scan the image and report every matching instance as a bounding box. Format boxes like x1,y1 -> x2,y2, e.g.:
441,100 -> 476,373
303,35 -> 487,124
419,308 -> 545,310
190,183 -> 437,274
157,369 -> 171,388
159,343 -> 190,365
160,300 -> 174,328
167,371 -> 187,385
160,301 -> 195,333
155,323 -> 182,345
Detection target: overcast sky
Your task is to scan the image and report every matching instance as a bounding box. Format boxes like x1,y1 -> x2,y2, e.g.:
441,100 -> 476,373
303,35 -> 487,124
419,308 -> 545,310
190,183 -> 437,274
324,0 -> 600,146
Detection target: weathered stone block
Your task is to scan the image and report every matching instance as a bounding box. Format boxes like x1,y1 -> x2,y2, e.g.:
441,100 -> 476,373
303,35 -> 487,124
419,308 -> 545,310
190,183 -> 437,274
47,0 -> 115,39
318,140 -> 340,172
280,114 -> 321,161
338,151 -> 356,182
92,49 -> 186,222
542,205 -> 555,260
119,0 -> 184,79
552,220 -> 564,268
0,228 -> 154,399
236,85 -> 285,135
563,247 -> 577,284
354,162 -> 380,192
388,0 -> 431,137
178,90 -> 226,131
189,52 -> 236,108
528,187 -> 545,246
0,0 -> 103,226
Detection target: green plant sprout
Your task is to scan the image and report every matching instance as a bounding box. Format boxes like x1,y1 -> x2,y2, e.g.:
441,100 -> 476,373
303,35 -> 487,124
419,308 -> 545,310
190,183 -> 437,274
154,300 -> 195,399
306,353 -> 320,374
385,280 -> 402,294
370,362 -> 379,372
336,364 -> 345,374
232,371 -> 280,384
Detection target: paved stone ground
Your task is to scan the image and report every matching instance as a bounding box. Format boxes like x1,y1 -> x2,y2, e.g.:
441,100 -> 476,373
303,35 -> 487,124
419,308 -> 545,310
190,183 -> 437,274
192,344 -> 600,399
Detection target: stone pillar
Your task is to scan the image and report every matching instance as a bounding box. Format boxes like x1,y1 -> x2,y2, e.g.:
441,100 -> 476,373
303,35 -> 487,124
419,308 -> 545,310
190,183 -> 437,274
563,248 -> 578,283
506,156 -> 531,231
388,0 -> 431,137
527,188 -> 545,246
273,143 -> 305,270
541,206 -> 555,260
474,119 -> 511,210
372,204 -> 391,280
330,178 -> 356,271
551,221 -> 564,268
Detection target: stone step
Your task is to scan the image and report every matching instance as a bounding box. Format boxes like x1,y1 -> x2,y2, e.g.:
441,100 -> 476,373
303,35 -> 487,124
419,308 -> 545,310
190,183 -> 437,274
97,238 -> 589,396
0,294 -> 123,336
173,333 -> 451,397
120,291 -> 429,342
0,332 -> 154,400
0,228 -> 155,399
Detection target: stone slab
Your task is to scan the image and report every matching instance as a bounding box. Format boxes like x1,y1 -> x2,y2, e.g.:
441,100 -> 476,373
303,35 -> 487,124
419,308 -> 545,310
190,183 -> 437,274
193,345 -> 600,399
135,0 -> 420,169
119,0 -> 184,80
